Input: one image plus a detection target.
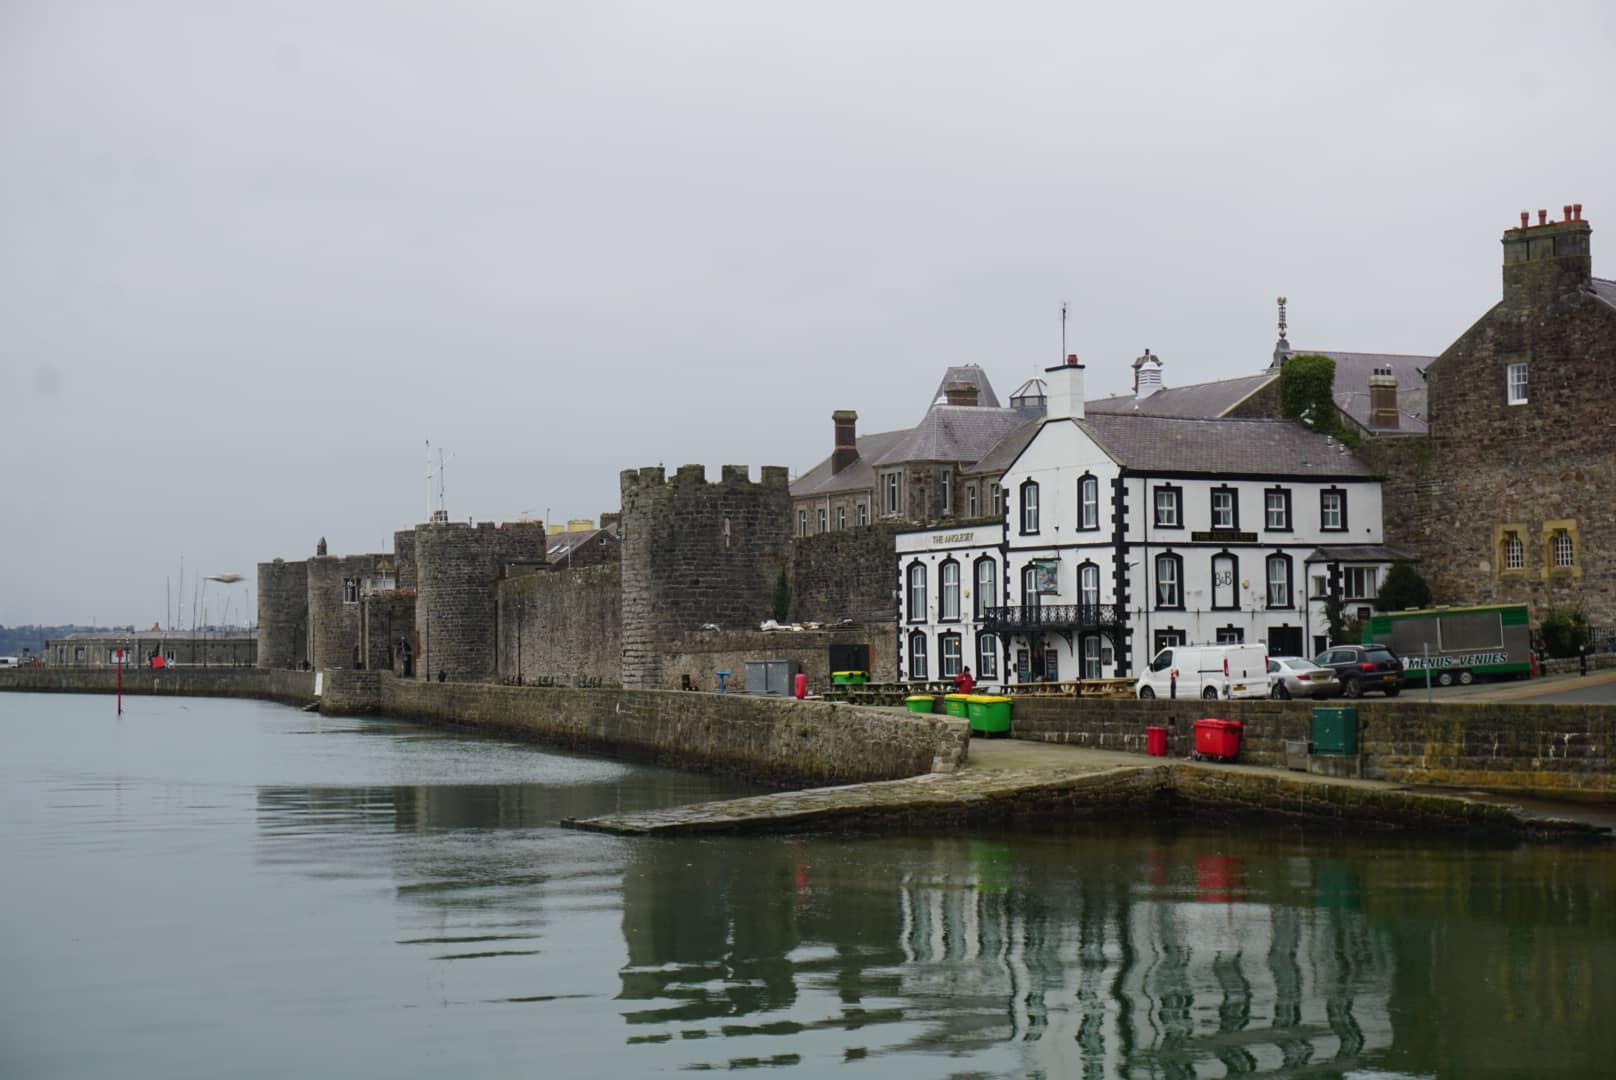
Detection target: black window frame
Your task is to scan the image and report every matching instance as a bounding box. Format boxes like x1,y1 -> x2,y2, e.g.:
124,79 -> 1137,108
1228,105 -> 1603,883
1019,479 -> 1040,535
938,557 -> 961,623
973,555 -> 997,620
939,631 -> 963,677
1077,560 -> 1101,609
976,634 -> 998,679
1209,485 -> 1239,531
905,560 -> 928,623
1265,552 -> 1294,609
1263,486 -> 1292,532
1077,473 -> 1101,532
1152,484 -> 1183,529
907,630 -> 929,681
1154,551 -> 1184,610
1320,487 -> 1348,532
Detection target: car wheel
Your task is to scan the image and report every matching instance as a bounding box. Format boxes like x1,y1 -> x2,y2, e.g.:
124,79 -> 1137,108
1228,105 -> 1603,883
1202,687 -> 1219,700
1437,671 -> 1453,687
1272,683 -> 1291,700
1342,678 -> 1363,699
1457,670 -> 1474,686
1139,686 -> 1155,700
1384,685 -> 1400,697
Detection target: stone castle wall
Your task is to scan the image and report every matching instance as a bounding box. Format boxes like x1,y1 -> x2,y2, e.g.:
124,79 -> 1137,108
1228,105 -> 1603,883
362,591 -> 417,674
393,529 -> 418,592
790,524 -> 902,624
497,564 -> 622,686
620,465 -> 791,688
256,558 -> 309,670
415,521 -> 547,682
307,553 -> 380,670
661,625 -> 897,691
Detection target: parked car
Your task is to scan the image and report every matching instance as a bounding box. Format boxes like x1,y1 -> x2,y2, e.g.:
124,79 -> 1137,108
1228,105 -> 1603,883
1136,643 -> 1270,700
1312,644 -> 1404,698
1267,656 -> 1341,699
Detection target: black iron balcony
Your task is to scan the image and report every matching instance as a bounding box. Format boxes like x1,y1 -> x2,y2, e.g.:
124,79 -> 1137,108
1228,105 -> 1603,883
980,603 -> 1124,633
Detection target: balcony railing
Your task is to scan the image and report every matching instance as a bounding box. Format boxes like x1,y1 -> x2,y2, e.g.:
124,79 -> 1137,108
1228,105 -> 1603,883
980,603 -> 1124,633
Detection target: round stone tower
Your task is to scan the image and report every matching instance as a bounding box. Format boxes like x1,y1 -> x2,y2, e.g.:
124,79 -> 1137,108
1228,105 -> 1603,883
415,520 -> 546,682
256,558 -> 309,670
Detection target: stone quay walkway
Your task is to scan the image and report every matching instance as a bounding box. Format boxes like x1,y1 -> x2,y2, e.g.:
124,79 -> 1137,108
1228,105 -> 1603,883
562,738 -> 1613,840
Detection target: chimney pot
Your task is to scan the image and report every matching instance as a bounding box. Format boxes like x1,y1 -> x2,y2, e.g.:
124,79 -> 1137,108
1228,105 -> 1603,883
1565,205 -> 1573,222
1065,353 -> 1079,366
1538,209 -> 1548,225
1574,203 -> 1583,221
1521,211 -> 1530,228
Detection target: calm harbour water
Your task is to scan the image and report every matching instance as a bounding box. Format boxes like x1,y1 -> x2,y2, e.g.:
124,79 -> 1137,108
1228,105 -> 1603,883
1,693 -> 1612,1079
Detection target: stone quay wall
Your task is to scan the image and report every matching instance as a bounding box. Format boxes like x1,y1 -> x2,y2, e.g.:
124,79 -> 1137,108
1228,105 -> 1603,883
0,667 -> 318,706
620,465 -> 792,689
256,558 -> 308,670
367,673 -> 966,788
1010,696 -> 1616,795
496,564 -> 623,687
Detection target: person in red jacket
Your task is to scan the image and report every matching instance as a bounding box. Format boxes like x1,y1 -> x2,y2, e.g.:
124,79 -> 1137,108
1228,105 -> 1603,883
953,666 -> 975,694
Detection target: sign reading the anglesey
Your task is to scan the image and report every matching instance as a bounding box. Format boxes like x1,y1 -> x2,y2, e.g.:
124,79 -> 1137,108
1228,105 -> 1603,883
931,531 -> 976,545
1403,651 -> 1510,670
1191,530 -> 1257,543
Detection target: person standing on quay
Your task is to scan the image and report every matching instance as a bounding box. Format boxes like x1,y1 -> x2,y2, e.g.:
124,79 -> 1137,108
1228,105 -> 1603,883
954,666 -> 974,694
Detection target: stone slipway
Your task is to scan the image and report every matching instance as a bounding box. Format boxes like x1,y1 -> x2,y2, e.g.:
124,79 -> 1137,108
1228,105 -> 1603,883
564,739 -> 1611,840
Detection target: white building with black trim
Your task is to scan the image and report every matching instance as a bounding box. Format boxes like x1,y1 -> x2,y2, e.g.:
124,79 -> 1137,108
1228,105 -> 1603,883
894,522 -> 1007,686
896,354 -> 1411,683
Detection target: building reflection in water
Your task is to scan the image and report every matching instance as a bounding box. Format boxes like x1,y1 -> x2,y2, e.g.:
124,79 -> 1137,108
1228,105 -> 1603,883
618,830 -> 1401,1076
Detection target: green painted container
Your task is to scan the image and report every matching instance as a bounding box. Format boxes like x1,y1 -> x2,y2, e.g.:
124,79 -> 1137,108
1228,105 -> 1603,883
904,695 -> 935,715
1311,705 -> 1359,755
831,670 -> 869,685
965,694 -> 1013,734
943,693 -> 970,718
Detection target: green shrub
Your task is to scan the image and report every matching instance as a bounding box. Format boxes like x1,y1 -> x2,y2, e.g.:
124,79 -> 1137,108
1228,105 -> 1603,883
1538,607 -> 1589,658
1376,563 -> 1431,612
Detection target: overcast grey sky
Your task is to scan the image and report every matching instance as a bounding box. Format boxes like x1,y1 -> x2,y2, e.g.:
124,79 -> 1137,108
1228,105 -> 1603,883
3,1 -> 1614,627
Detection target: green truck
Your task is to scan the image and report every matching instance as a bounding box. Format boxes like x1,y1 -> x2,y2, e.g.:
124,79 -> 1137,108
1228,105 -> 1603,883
1362,603 -> 1532,686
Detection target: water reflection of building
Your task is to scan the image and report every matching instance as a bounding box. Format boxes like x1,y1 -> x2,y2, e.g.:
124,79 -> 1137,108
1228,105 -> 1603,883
618,833 -> 1398,1076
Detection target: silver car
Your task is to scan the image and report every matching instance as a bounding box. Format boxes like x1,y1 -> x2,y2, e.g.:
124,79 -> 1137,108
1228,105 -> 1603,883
1268,656 -> 1341,700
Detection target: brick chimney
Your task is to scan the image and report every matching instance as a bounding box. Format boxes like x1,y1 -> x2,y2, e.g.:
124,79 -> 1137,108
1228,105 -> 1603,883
1044,354 -> 1086,421
831,410 -> 859,474
943,380 -> 979,406
1501,205 -> 1591,306
1368,367 -> 1399,430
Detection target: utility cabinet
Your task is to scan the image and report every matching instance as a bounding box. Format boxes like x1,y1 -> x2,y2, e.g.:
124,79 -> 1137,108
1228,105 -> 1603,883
744,660 -> 800,695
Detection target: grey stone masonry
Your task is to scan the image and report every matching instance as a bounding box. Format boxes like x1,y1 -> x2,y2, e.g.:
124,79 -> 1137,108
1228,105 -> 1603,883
621,464 -> 791,688
256,558 -> 308,670
415,520 -> 547,682
307,553 -> 384,670
393,529 -> 418,592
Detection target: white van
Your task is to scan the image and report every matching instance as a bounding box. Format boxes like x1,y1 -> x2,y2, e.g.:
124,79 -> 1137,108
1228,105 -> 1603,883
1136,644 -> 1270,700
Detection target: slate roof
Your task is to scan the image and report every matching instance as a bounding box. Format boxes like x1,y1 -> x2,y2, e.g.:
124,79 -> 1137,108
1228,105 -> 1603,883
1297,349 -> 1432,434
875,405 -> 1026,465
790,427 -> 908,497
1086,373 -> 1276,419
1077,414 -> 1376,478
545,527 -> 618,563
1591,277 -> 1616,311
962,419 -> 1041,476
928,365 -> 1001,407
1302,544 -> 1421,563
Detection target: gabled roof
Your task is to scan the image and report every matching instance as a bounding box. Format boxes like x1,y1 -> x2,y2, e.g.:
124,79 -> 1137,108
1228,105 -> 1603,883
1078,414 -> 1376,478
545,527 -> 618,562
874,405 -> 1026,465
790,427 -> 909,498
1085,373 -> 1277,419
928,365 -> 1001,408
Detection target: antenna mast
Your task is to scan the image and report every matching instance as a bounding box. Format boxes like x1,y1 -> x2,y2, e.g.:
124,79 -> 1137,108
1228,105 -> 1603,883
1060,301 -> 1069,362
